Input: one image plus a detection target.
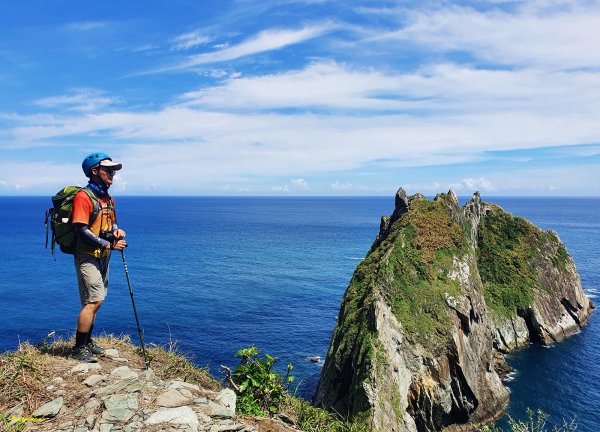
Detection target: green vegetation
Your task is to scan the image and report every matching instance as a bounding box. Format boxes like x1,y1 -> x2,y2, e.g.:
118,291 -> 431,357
477,206 -> 539,318
379,198 -> 467,346
476,205 -> 569,319
0,412 -> 28,432
281,397 -> 369,432
478,408 -> 576,432
223,346 -> 295,416
224,346 -> 369,431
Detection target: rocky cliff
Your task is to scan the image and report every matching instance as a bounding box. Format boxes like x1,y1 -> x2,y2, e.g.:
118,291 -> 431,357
314,189 -> 593,432
0,337 -> 299,432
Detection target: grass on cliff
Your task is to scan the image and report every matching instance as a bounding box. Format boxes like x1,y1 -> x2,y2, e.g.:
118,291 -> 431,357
477,204 -> 569,319
0,334 -> 218,420
478,408 -> 576,432
379,198 -> 467,347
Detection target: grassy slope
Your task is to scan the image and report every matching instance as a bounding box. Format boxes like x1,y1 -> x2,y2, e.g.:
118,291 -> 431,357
476,204 -> 569,319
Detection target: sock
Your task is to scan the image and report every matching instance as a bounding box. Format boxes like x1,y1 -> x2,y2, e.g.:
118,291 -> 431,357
87,324 -> 94,345
75,331 -> 89,348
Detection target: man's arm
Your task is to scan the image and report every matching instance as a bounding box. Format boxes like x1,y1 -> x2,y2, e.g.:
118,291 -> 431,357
74,223 -> 111,249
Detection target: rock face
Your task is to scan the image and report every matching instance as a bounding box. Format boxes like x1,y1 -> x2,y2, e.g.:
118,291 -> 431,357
10,347 -> 297,432
314,189 -> 593,432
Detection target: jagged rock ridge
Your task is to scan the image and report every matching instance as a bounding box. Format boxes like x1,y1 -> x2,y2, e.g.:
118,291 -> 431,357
314,188 -> 593,432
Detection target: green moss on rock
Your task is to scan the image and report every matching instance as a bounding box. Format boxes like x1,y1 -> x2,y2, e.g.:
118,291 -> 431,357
475,204 -> 570,319
376,198 -> 466,347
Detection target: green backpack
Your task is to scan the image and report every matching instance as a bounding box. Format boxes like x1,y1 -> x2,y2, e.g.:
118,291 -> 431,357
45,186 -> 101,255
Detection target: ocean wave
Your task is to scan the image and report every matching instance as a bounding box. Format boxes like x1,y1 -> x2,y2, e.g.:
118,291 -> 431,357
345,256 -> 364,260
503,371 -> 518,383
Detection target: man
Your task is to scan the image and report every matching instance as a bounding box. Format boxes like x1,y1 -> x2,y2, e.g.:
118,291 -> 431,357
72,152 -> 127,362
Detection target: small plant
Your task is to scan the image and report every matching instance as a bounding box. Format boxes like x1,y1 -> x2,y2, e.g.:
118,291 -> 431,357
222,346 -> 295,416
0,411 -> 34,432
479,408 -> 576,432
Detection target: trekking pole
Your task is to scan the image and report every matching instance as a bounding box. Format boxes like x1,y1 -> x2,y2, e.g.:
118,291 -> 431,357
121,250 -> 150,369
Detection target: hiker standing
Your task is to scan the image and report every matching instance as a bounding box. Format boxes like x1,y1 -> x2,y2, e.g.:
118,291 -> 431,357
72,152 -> 127,362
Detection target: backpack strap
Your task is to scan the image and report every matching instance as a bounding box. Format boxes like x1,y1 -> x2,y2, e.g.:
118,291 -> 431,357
80,187 -> 102,225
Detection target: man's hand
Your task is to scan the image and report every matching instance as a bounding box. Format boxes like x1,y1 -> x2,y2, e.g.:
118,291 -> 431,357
114,229 -> 126,239
112,239 -> 127,251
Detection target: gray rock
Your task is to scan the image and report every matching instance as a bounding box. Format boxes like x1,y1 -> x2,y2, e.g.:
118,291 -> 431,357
6,403 -> 24,418
103,394 -> 139,411
104,349 -> 120,358
94,378 -> 142,397
156,388 -> 193,407
124,422 -> 144,432
71,363 -> 102,374
58,420 -> 73,429
210,423 -> 245,432
85,397 -> 102,412
145,406 -> 199,426
110,366 -> 138,380
99,423 -> 114,432
168,380 -> 201,393
32,396 -> 63,418
393,187 -> 409,218
215,389 -> 236,416
84,374 -> 107,387
141,368 -> 157,382
101,407 -> 134,424
203,401 -> 234,419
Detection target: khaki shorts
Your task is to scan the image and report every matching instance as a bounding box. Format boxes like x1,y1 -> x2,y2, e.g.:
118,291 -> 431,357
75,253 -> 110,306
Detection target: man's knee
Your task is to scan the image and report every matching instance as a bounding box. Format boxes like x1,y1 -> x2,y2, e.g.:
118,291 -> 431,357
83,300 -> 103,312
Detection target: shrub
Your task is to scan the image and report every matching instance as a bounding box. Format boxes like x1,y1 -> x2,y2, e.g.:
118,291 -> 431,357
479,408 -> 576,432
222,346 -> 294,416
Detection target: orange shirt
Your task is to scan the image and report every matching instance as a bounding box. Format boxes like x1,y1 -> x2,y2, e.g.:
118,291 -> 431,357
72,190 -> 115,256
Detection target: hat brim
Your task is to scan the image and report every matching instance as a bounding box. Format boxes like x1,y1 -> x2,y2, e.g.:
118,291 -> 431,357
99,160 -> 123,171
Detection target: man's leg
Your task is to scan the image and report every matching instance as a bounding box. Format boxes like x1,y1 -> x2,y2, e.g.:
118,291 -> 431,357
74,254 -> 108,361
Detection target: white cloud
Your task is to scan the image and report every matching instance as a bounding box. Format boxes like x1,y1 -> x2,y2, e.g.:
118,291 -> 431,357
63,21 -> 108,32
291,178 -> 310,189
172,30 -> 211,51
178,61 -> 600,118
153,23 -> 336,72
34,88 -> 121,112
451,177 -> 495,192
272,184 -> 290,192
372,2 -> 600,69
331,181 -> 353,190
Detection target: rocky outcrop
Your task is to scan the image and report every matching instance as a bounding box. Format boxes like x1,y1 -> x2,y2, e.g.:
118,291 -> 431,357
315,189 -> 593,431
465,192 -> 593,352
3,345 -> 299,432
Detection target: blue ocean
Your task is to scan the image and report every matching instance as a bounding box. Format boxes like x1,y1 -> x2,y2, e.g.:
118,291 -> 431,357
0,196 -> 598,429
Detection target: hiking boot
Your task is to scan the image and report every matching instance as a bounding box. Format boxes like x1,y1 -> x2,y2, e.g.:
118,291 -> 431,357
72,345 -> 97,363
87,339 -> 105,356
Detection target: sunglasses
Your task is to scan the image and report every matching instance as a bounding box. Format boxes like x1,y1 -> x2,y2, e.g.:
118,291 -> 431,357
99,167 -> 117,176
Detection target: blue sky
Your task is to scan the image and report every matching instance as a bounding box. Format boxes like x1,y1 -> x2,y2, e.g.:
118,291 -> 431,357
1,0 -> 599,196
